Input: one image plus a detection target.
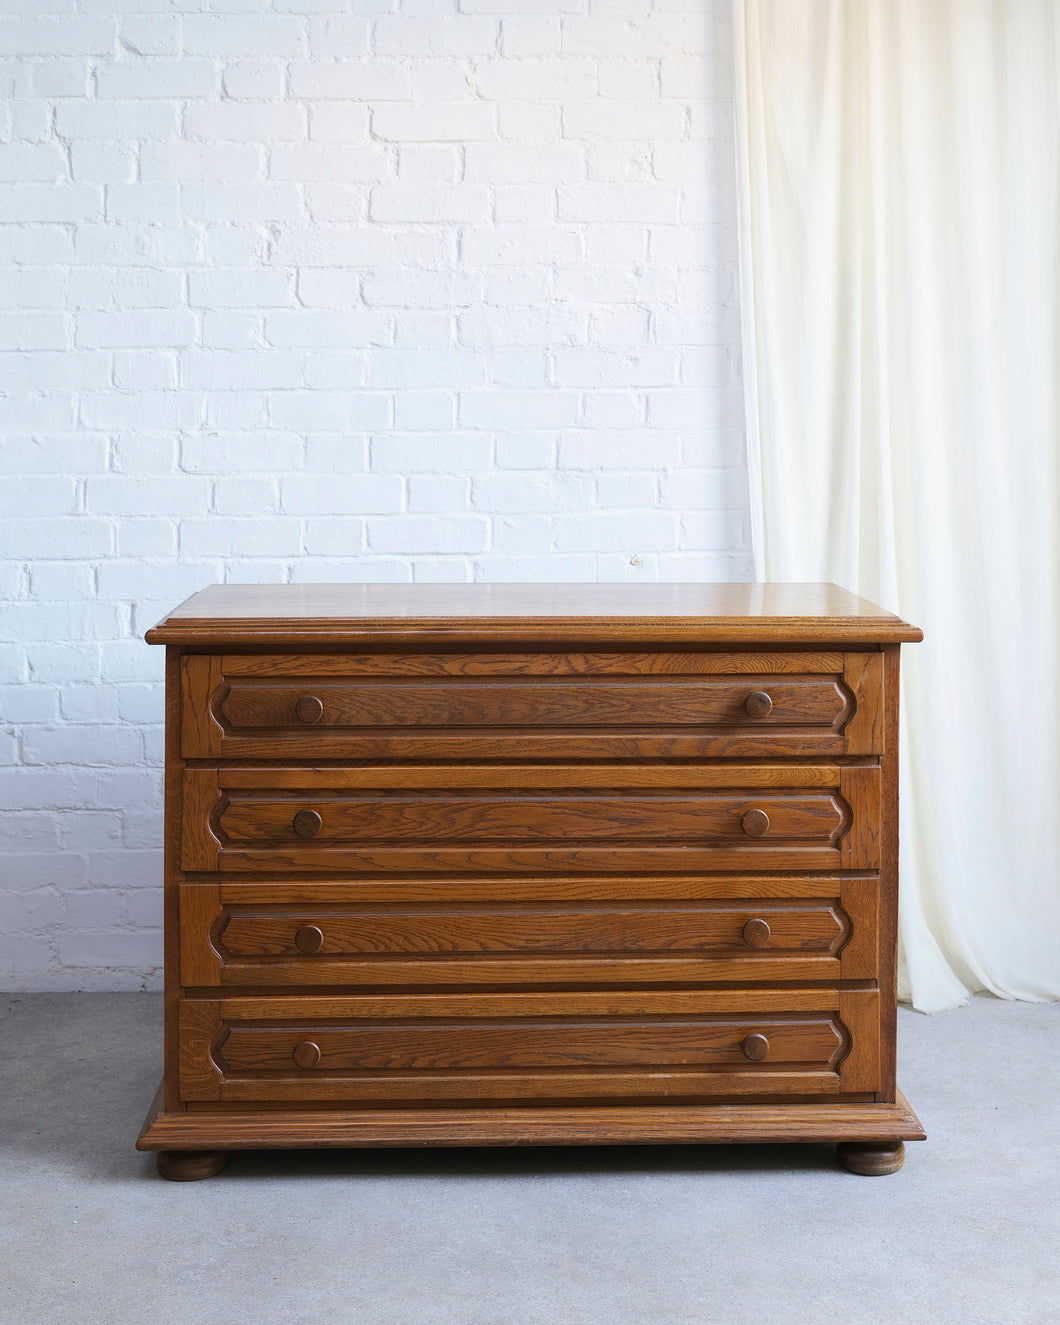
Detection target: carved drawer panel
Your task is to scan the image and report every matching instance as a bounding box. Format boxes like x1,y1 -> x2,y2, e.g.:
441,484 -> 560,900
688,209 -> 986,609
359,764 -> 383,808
181,650 -> 884,761
180,763 -> 881,875
177,876 -> 879,988
178,989 -> 882,1105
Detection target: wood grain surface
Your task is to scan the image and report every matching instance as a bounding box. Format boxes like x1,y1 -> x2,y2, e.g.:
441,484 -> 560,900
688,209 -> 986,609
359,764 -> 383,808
220,649 -> 850,677
180,762 -> 880,875
180,650 -> 887,761
176,881 -> 876,988
137,1086 -> 925,1150
146,582 -> 923,646
216,1017 -> 848,1074
176,989 -> 879,1104
139,583 -> 923,1171
215,902 -> 851,957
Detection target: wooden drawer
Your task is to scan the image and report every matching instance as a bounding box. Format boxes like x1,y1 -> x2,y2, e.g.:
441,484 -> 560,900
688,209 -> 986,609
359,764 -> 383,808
181,650 -> 884,761
178,876 -> 879,988
181,763 -> 881,875
178,988 -> 882,1105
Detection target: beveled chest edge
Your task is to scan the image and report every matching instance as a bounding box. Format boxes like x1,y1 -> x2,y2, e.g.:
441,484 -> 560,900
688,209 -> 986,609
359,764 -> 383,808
146,581 -> 923,647
137,1084 -> 926,1151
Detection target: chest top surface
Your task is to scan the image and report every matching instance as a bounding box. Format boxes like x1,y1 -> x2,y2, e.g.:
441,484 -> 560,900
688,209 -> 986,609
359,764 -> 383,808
146,582 -> 922,647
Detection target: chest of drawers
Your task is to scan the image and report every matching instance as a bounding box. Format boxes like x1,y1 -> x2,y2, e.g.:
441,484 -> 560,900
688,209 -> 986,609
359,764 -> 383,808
136,583 -> 924,1180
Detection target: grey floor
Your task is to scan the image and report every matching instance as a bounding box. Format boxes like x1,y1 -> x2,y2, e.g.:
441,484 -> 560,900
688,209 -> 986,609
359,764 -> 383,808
1,995 -> 1057,1325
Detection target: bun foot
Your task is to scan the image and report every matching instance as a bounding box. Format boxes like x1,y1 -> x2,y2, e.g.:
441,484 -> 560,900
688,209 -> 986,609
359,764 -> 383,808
156,1149 -> 227,1182
837,1140 -> 906,1176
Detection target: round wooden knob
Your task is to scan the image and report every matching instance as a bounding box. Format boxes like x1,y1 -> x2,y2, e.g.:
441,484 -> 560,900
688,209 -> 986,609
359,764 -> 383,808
741,1033 -> 770,1062
741,808 -> 770,837
742,917 -> 772,948
293,1040 -> 321,1069
744,690 -> 773,718
292,809 -> 322,839
295,694 -> 324,724
295,924 -> 324,954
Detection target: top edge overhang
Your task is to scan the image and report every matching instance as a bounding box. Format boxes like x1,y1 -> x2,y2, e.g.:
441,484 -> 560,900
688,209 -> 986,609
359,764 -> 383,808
145,583 -> 923,647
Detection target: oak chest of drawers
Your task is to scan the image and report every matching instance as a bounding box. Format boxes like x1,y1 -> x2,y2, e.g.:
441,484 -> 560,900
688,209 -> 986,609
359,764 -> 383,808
136,582 -> 925,1179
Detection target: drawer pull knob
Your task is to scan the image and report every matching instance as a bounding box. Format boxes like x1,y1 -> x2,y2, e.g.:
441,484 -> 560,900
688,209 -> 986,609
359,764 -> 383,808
293,1040 -> 321,1070
293,809 -> 322,839
742,918 -> 772,948
744,689 -> 773,718
741,808 -> 770,837
295,924 -> 324,954
742,1033 -> 770,1062
295,695 -> 324,724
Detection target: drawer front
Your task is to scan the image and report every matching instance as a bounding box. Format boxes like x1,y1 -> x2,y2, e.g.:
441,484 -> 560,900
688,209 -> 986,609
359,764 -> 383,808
181,650 -> 884,761
178,877 -> 879,988
181,764 -> 881,875
178,989 -> 881,1104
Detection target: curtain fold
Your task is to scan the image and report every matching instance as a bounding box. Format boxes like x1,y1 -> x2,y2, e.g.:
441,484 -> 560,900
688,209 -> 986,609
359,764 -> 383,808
734,0 -> 1060,1010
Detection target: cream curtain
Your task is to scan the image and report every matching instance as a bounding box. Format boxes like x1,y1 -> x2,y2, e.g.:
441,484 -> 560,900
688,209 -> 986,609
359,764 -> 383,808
733,0 -> 1060,1010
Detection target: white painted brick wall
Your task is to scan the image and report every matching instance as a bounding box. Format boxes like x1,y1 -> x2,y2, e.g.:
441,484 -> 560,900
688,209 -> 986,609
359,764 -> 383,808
0,0 -> 750,992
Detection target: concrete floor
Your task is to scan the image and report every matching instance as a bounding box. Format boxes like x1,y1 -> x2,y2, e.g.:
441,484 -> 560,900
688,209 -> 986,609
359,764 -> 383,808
0,994 -> 1057,1325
